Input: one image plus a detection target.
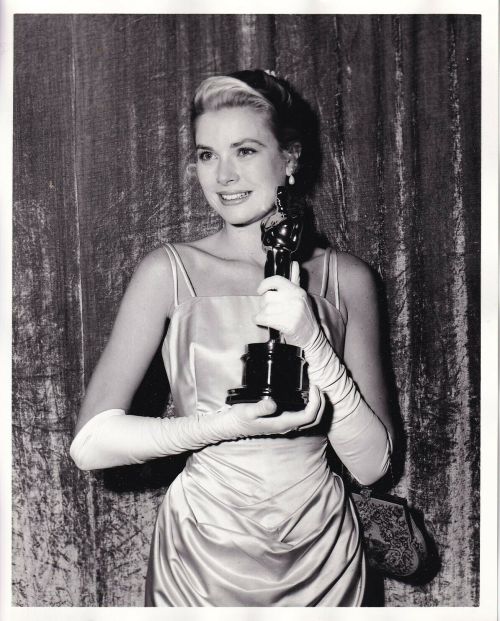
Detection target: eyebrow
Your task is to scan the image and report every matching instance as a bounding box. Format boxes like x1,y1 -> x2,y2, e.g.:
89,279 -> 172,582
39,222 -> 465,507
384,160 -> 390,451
195,139 -> 266,150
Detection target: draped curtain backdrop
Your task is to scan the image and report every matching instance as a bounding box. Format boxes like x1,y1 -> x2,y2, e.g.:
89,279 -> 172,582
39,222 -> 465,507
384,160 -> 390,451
13,14 -> 480,607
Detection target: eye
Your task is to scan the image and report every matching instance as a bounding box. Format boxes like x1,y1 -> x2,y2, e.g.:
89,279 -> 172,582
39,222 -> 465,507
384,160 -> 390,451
237,147 -> 257,157
197,150 -> 215,162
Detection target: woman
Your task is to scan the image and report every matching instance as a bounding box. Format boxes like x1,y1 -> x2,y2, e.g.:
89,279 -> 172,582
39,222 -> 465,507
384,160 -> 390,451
70,69 -> 393,607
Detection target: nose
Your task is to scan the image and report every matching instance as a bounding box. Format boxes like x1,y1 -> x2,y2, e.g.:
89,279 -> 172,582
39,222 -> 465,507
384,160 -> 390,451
216,156 -> 239,185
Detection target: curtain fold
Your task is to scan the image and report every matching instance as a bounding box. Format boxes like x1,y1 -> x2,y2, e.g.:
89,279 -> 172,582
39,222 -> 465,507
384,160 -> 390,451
12,14 -> 480,606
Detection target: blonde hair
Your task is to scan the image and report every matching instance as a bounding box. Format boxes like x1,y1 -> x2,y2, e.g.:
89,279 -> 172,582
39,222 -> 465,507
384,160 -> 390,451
190,70 -> 299,150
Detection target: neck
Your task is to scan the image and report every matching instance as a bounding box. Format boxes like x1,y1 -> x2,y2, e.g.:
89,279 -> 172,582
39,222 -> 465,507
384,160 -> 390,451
217,220 -> 266,265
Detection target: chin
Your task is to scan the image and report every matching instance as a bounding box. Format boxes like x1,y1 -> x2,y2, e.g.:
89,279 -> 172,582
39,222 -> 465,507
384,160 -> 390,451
230,210 -> 274,227
223,215 -> 262,228
213,203 -> 275,228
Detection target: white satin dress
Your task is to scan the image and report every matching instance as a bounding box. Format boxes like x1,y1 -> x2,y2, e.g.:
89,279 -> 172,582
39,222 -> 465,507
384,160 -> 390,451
144,244 -> 366,607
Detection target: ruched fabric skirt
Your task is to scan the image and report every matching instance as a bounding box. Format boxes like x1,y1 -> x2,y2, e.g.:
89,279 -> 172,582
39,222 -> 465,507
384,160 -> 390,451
145,435 -> 365,607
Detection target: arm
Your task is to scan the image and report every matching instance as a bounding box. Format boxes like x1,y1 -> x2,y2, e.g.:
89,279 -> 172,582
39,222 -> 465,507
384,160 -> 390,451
73,247 -> 175,436
326,253 -> 393,484
71,248 -> 325,470
255,256 -> 393,486
339,252 -> 393,440
70,386 -> 325,470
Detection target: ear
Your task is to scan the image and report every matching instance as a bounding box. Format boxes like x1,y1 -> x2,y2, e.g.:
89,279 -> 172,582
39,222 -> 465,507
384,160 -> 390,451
284,141 -> 302,174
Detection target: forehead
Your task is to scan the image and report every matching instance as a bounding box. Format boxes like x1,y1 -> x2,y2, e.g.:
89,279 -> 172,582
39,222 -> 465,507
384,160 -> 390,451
194,106 -> 277,146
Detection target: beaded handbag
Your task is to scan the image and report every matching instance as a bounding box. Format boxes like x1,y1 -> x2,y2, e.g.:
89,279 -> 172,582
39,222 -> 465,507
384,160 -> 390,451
350,487 -> 428,579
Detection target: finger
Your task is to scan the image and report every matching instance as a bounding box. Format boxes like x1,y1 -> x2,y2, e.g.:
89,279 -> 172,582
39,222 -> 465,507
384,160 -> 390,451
266,410 -> 302,434
253,305 -> 283,324
299,388 -> 325,430
253,310 -> 271,328
290,386 -> 324,429
234,398 -> 276,419
250,398 -> 278,417
303,384 -> 321,417
308,384 -> 322,409
262,290 -> 279,305
257,275 -> 297,296
253,311 -> 285,333
271,388 -> 317,428
291,261 -> 300,286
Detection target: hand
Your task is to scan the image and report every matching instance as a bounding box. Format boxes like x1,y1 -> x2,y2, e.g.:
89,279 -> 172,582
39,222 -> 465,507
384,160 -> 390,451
223,385 -> 325,438
254,261 -> 320,349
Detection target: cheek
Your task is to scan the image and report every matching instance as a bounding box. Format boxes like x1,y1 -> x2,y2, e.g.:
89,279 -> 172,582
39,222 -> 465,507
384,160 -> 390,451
269,152 -> 287,178
196,169 -> 221,211
196,165 -> 213,191
247,158 -> 282,185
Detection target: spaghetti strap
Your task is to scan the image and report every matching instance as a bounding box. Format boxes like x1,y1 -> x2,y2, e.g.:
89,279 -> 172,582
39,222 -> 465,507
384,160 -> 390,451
319,247 -> 331,297
164,243 -> 197,299
162,245 -> 180,307
319,247 -> 340,311
331,249 -> 340,311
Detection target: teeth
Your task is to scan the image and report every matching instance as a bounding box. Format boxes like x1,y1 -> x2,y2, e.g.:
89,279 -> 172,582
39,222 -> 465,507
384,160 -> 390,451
220,192 -> 249,200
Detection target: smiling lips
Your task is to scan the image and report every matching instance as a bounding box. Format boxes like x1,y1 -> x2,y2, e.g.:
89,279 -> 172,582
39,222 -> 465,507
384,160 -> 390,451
218,191 -> 251,205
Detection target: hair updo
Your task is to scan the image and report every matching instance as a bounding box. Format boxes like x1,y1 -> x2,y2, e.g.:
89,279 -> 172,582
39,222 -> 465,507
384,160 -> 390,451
191,69 -> 305,152
191,69 -> 320,205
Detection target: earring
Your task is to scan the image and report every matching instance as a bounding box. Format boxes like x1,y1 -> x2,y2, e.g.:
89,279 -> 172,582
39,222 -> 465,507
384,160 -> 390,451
288,173 -> 295,186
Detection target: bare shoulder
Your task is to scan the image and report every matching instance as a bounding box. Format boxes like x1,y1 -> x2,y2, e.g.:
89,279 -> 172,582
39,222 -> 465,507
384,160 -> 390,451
126,246 -> 175,316
132,246 -> 174,289
336,251 -> 379,323
337,251 -> 377,288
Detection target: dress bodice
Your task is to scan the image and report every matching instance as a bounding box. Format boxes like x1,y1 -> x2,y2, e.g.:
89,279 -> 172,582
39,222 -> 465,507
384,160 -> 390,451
161,293 -> 346,418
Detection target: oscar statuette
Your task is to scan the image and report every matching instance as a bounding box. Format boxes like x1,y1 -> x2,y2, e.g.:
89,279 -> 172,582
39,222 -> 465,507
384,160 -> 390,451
226,186 -> 308,411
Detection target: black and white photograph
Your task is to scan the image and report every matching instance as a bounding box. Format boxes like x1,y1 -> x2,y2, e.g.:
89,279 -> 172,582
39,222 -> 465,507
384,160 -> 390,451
3,1 -> 497,619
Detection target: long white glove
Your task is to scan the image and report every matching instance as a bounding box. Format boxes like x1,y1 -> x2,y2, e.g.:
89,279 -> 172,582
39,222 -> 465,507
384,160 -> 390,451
255,263 -> 392,485
70,387 -> 325,471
